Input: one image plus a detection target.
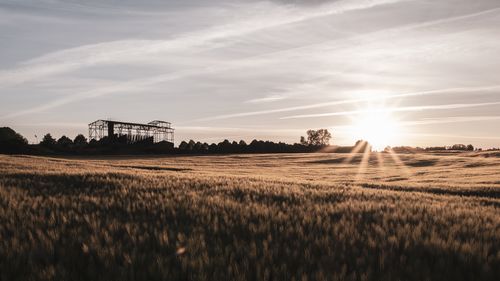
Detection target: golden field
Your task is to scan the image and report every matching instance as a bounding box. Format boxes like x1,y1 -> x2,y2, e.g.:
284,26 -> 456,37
0,152 -> 499,281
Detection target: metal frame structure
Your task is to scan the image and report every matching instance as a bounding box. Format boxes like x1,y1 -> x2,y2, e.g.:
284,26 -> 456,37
89,119 -> 174,143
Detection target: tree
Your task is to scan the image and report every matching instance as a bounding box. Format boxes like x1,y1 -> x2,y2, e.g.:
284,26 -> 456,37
301,129 -> 332,146
57,135 -> 73,148
89,139 -> 98,146
0,127 -> 28,145
178,141 -> 188,150
467,144 -> 474,151
201,142 -> 209,151
194,141 -> 203,151
0,127 -> 29,153
73,134 -> 88,146
218,139 -> 231,151
451,144 -> 467,150
300,136 -> 307,145
187,140 -> 196,151
209,143 -> 218,152
40,133 -> 56,147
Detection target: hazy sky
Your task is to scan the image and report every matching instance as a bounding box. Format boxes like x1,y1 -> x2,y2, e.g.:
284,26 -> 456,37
1,0 -> 500,148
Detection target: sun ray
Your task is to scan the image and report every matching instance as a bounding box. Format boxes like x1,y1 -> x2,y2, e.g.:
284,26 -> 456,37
342,140 -> 366,165
375,151 -> 386,173
387,148 -> 411,176
355,142 -> 372,182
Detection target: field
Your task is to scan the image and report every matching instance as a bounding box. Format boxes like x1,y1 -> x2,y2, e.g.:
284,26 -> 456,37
0,152 -> 499,281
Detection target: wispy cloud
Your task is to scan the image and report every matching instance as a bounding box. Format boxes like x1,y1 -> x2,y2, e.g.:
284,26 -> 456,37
245,95 -> 286,103
0,0 -> 403,86
198,86 -> 500,121
330,115 -> 500,130
280,101 -> 500,119
401,116 -> 500,126
405,133 -> 500,141
2,67 -> 205,118
177,126 -> 302,134
5,2 -> 499,120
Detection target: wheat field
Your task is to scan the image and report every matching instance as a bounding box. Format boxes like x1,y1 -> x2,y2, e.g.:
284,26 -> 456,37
0,152 -> 499,281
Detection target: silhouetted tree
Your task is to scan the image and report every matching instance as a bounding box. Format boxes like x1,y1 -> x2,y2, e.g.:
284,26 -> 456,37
57,136 -> 73,148
451,144 -> 467,150
40,134 -> 56,147
467,144 -> 474,151
301,129 -> 332,146
0,127 -> 29,153
425,146 -> 447,151
386,146 -> 423,154
187,140 -> 196,151
218,139 -> 232,151
201,142 -> 209,151
73,134 -> 88,146
89,139 -> 98,146
179,141 -> 188,150
194,141 -> 203,151
238,140 -> 248,152
0,127 -> 28,145
209,143 -> 218,152
300,136 -> 307,145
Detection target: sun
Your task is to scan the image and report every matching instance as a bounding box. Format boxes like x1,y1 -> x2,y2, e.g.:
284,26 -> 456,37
350,106 -> 402,151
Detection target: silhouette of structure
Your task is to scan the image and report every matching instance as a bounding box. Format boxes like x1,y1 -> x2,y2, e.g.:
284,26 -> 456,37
88,120 -> 174,144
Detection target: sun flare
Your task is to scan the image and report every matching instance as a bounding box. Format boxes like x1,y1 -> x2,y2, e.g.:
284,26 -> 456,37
351,106 -> 403,151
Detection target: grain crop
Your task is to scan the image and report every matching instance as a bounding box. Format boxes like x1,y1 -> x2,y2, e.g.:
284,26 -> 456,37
0,152 -> 499,280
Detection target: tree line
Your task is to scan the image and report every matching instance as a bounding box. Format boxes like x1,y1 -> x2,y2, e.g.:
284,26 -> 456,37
0,127 -> 333,155
386,144 -> 478,153
1,126 -> 493,155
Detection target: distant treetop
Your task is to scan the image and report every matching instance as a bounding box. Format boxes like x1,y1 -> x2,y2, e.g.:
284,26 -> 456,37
301,129 -> 332,146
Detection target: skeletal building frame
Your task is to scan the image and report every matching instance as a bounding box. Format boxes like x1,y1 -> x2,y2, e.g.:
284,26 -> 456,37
88,120 -> 174,143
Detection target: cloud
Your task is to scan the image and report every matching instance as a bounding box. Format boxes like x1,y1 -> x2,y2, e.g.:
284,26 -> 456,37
1,67 -> 206,118
401,116 -> 500,126
5,1 -> 499,119
280,101 -> 500,119
198,86 -> 500,121
330,115 -> 500,129
0,0 -> 404,86
177,126 -> 302,134
405,132 -> 500,141
245,95 -> 286,103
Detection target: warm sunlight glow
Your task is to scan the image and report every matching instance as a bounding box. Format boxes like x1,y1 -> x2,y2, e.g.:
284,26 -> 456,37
351,107 -> 403,151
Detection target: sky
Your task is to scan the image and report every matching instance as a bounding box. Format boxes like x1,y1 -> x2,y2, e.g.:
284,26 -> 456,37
1,0 -> 500,148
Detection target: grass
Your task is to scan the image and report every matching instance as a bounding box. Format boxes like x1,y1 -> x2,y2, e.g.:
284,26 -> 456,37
0,152 -> 499,280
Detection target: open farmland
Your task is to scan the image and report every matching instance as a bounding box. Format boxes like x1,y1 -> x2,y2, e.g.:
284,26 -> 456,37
0,152 -> 499,281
